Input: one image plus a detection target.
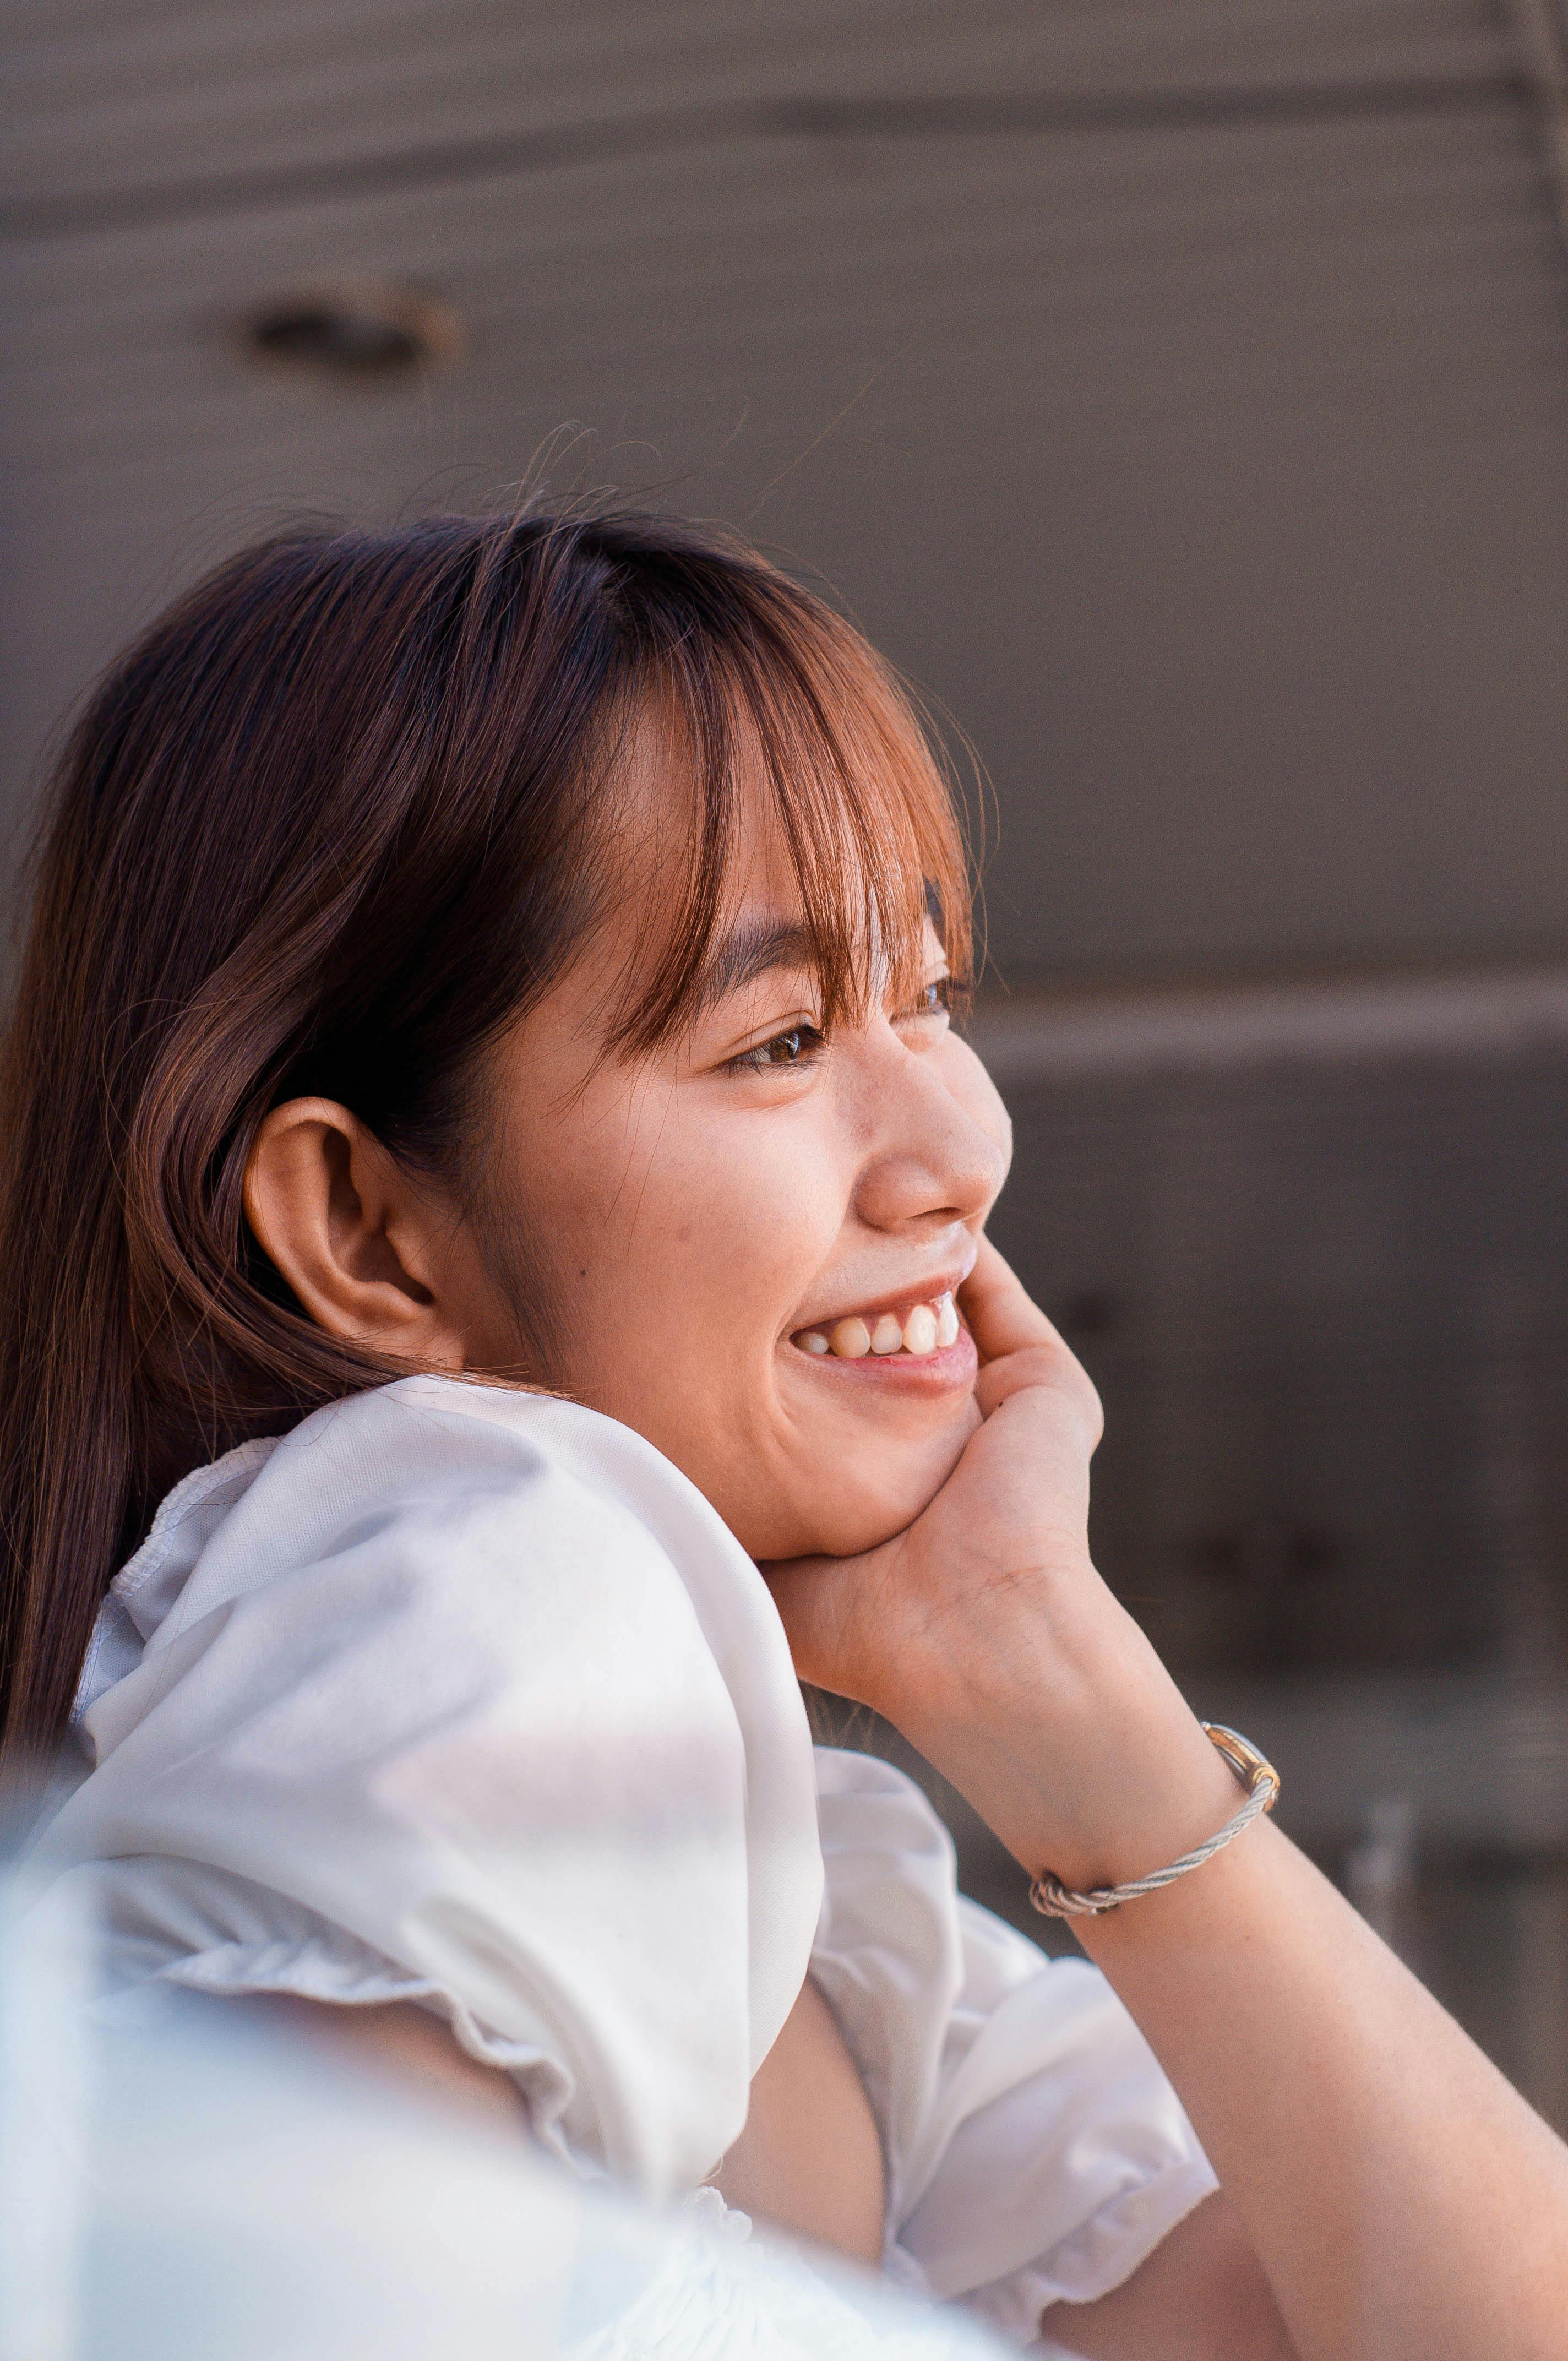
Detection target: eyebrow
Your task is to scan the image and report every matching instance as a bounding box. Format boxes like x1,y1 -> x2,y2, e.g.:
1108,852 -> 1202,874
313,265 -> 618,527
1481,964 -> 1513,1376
689,917 -> 820,1017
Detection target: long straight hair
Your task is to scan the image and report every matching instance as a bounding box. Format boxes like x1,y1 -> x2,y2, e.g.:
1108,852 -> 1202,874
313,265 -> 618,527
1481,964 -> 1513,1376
0,508 -> 972,1755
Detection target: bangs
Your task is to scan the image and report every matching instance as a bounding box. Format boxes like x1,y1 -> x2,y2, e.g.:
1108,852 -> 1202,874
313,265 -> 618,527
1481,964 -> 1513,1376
602,568 -> 974,1053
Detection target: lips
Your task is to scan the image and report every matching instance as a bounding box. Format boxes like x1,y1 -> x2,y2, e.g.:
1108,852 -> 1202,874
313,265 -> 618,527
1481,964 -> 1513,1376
792,1292 -> 960,1360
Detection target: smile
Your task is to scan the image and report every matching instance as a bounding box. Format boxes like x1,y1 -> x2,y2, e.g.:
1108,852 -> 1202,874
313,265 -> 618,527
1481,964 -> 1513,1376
791,1293 -> 961,1360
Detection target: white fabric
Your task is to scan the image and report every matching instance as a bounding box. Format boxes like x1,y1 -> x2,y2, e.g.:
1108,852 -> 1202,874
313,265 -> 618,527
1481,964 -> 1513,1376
35,1375 -> 1215,2340
810,1759 -> 1217,2336
565,2189 -> 1043,2361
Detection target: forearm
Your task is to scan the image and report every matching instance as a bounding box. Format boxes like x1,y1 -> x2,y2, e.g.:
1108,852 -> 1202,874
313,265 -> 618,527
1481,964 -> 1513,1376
1072,1819 -> 1568,2361
883,1605 -> 1568,2360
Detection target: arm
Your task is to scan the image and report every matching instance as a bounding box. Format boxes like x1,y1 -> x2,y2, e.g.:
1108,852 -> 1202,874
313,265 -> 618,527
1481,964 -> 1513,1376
1049,2190 -> 1294,2359
766,1241 -> 1568,2361
1072,1819 -> 1567,2359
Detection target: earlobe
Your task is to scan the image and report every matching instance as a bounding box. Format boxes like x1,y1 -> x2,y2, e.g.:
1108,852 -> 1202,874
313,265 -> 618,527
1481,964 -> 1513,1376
243,1099 -> 466,1369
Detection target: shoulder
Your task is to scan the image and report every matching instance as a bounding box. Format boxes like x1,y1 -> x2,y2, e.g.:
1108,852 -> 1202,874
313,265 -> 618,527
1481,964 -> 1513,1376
192,1376 -> 761,1636
81,1378 -> 800,1779
269,1375 -> 724,1548
338,1380 -> 799,1722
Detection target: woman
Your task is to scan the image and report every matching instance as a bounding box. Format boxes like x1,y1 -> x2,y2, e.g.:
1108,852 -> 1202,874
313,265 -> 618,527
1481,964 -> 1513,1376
2,511 -> 1564,2358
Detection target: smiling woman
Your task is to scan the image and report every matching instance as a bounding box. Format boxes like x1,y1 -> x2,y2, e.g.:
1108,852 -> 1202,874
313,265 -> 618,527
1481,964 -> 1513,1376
0,507 -> 976,1744
4,510 -> 1567,2361
243,715 -> 1001,1562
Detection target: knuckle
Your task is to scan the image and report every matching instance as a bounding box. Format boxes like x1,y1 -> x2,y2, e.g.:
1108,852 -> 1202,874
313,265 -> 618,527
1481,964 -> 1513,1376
1012,1340 -> 1077,1387
977,1353 -> 1103,1454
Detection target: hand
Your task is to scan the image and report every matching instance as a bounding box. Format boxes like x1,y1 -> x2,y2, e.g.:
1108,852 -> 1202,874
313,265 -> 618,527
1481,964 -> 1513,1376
764,1237 -> 1100,1708
763,1240 -> 1237,1892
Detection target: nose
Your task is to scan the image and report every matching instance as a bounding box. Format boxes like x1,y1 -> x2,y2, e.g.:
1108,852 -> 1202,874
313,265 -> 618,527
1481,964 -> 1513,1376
850,1038 -> 1011,1237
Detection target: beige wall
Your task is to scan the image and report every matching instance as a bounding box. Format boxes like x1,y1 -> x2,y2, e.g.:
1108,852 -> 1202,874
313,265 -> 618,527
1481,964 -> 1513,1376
5,0 -> 1567,983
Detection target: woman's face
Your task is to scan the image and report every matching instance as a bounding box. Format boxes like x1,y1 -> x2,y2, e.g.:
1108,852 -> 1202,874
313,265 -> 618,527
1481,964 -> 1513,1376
466,746 -> 1012,1562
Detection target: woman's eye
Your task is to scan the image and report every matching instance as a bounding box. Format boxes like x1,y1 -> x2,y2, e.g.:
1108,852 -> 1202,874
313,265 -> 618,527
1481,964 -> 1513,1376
731,1023 -> 825,1073
912,977 -> 954,1018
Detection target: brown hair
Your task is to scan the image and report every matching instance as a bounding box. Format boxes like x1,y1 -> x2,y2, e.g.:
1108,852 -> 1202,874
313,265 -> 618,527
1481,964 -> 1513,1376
0,508 -> 971,1755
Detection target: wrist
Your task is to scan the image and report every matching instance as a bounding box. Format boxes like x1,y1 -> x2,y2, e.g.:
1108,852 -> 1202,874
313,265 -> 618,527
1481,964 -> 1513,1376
1009,1717 -> 1245,1898
1071,1805 -> 1291,1968
1030,1724 -> 1281,1920
887,1614 -> 1243,1895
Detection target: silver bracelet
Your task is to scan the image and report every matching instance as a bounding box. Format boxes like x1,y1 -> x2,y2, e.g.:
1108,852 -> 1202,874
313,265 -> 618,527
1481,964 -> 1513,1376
1029,1723 -> 1281,1919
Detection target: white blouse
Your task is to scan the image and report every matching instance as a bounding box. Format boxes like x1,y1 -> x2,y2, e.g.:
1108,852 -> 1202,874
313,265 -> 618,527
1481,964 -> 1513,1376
36,1375 -> 1216,2343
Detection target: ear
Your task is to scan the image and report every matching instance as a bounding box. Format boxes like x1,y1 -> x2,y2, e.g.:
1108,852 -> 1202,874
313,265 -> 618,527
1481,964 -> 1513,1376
243,1098 -> 471,1370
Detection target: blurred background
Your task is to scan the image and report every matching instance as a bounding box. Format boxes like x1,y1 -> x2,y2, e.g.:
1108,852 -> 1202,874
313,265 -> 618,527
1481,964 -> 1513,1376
5,2 -> 1567,2128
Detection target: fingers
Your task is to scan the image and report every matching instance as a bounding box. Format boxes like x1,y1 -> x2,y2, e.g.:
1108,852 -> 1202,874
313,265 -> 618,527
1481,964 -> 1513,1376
961,1237 -> 1103,1447
761,1547 -> 888,1705
959,1236 -> 1064,1362
760,1555 -> 836,1694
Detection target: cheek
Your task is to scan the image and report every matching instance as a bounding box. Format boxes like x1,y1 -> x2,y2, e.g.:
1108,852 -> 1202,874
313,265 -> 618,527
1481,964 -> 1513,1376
643,1133 -> 841,1351
518,1105 -> 841,1395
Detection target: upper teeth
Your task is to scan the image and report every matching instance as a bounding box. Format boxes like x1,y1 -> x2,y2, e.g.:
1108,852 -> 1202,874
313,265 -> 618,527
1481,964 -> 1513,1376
794,1293 -> 960,1359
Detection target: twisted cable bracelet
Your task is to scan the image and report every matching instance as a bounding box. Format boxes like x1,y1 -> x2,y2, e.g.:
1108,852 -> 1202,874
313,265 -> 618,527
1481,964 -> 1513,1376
1029,1723 -> 1280,1919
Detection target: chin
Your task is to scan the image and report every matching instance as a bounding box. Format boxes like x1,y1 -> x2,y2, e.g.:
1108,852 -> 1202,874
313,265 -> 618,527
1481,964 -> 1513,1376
804,1491 -> 937,1559
751,1419 -> 974,1562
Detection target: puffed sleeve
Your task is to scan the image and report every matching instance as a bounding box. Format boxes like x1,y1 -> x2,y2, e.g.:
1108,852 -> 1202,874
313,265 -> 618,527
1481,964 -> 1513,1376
808,1748 -> 1218,2345
42,1379 -> 825,2202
